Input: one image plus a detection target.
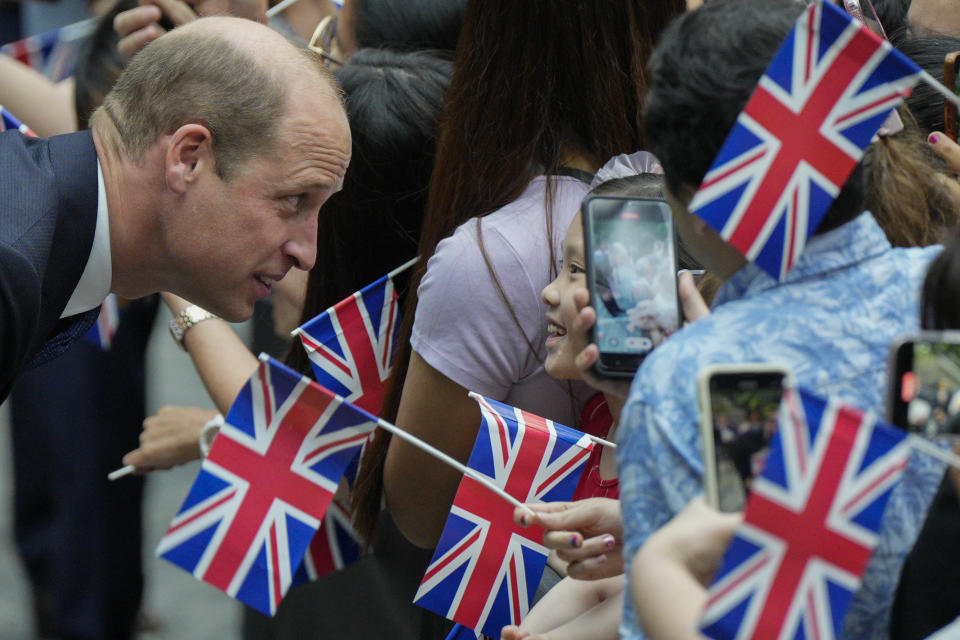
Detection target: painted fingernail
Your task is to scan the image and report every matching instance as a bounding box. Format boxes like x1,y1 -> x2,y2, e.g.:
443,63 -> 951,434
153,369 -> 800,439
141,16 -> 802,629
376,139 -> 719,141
602,535 -> 616,548
520,514 -> 528,526
929,132 -> 940,144
571,534 -> 582,548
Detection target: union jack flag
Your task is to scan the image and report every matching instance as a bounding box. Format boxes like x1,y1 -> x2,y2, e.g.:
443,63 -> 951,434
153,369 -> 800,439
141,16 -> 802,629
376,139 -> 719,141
291,498 -> 364,584
0,105 -> 35,136
688,0 -> 920,281
156,356 -> 377,616
1,18 -> 95,81
83,293 -> 119,350
699,387 -> 910,640
414,395 -> 594,638
296,273 -> 400,417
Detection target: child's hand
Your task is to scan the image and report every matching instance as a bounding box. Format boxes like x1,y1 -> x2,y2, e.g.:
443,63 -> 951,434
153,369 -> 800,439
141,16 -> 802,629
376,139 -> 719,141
514,498 -> 623,580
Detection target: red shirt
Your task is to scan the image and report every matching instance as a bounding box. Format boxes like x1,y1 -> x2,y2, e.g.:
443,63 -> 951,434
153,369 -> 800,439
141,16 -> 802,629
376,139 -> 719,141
571,393 -> 619,500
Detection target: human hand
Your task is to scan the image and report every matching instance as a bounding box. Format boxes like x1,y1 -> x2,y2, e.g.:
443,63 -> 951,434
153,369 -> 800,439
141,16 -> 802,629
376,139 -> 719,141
570,287 -> 632,401
114,0 -> 197,60
514,498 -> 623,580
927,132 -> 960,204
122,405 -> 218,471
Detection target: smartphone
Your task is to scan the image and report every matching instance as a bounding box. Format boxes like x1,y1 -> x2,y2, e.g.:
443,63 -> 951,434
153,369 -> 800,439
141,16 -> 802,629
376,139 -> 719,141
582,196 -> 681,378
944,52 -> 960,142
698,363 -> 792,512
887,332 -> 960,437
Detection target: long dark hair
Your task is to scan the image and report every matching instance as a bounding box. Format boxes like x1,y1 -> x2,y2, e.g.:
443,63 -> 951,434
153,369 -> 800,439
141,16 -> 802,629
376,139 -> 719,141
352,0 -> 686,542
922,234 -> 960,330
283,48 -> 453,377
355,0 -> 466,53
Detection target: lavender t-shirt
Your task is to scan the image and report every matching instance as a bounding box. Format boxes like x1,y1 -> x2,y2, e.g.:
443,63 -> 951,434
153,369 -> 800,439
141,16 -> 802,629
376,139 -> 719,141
411,176 -> 592,427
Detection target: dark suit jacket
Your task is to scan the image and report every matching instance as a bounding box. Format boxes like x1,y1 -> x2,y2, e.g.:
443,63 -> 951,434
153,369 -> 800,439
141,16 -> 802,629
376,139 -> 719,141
0,130 -> 100,400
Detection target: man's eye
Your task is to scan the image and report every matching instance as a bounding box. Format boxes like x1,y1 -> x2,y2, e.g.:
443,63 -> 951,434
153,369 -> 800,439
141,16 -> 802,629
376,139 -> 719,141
284,194 -> 304,210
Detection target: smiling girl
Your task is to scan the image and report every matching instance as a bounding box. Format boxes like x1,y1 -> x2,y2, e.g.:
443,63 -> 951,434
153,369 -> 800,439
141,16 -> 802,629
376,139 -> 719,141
502,162 -> 706,640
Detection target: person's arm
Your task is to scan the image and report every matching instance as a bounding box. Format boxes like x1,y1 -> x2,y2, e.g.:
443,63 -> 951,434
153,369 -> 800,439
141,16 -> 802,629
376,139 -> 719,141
383,350 -> 482,548
631,496 -> 741,640
163,292 -> 258,415
0,56 -> 76,136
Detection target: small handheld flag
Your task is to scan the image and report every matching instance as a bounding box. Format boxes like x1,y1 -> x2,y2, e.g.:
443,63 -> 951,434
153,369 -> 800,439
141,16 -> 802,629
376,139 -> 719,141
699,387 -> 910,640
0,105 -> 35,136
688,0 -> 920,280
414,395 -> 594,638
1,18 -> 95,81
294,265 -> 410,416
292,498 -> 364,584
156,356 -> 377,616
83,293 -> 120,350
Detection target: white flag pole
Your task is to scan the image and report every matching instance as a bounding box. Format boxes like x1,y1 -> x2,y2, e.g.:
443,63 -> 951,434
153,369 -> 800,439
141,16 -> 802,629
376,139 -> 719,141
107,465 -> 136,481
908,435 -> 960,471
388,256 -> 420,280
920,70 -> 960,109
368,412 -> 533,516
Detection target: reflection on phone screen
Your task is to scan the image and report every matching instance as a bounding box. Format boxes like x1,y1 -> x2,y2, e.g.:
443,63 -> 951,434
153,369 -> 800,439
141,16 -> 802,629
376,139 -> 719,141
902,342 -> 960,438
710,375 -> 785,512
591,201 -> 679,359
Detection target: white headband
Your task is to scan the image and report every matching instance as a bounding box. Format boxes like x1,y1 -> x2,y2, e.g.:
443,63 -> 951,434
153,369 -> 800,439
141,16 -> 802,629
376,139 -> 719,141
590,151 -> 664,187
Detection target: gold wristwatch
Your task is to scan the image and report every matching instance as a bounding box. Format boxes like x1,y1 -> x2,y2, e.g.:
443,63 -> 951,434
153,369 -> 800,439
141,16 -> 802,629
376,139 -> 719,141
168,305 -> 218,351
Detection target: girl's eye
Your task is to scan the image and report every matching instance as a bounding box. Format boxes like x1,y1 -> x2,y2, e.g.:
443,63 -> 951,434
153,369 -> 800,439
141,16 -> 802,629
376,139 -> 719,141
569,262 -> 585,275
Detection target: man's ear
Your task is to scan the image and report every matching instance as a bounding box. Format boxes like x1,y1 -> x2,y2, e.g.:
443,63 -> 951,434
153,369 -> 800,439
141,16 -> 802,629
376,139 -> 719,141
165,123 -> 215,195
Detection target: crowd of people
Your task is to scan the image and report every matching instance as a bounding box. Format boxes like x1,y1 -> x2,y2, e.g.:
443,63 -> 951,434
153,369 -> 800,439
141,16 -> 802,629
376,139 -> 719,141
6,0 -> 960,638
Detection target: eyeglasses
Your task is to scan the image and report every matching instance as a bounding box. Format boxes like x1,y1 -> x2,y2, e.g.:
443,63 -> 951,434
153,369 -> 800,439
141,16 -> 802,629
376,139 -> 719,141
308,15 -> 344,68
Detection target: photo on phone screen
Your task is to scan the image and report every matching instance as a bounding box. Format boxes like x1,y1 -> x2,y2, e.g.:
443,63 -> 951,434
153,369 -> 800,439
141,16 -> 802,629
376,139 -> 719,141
890,334 -> 960,437
583,196 -> 680,377
699,365 -> 789,512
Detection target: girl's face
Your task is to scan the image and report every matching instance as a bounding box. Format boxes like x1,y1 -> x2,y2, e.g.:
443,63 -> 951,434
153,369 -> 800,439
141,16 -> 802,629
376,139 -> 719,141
541,211 -> 590,380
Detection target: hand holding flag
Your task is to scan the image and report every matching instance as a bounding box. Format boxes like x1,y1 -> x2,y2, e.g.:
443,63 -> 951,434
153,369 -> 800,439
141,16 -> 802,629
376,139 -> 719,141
156,355 -> 377,616
414,395 -> 596,638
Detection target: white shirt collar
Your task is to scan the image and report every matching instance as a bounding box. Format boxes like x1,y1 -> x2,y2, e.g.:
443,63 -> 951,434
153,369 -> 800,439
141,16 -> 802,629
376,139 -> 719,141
61,159 -> 112,318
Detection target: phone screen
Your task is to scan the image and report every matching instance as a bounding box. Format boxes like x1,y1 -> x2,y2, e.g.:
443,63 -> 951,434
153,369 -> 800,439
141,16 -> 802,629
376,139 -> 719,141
709,371 -> 786,512
892,340 -> 960,437
584,197 -> 679,375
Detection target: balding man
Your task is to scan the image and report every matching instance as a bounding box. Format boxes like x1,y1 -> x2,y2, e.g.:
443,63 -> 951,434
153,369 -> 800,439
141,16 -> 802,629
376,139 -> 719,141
0,16 -> 351,401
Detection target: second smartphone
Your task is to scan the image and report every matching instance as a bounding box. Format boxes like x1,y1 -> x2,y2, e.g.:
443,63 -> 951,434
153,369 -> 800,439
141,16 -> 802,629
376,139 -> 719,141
887,331 -> 960,436
698,363 -> 792,512
582,195 -> 681,378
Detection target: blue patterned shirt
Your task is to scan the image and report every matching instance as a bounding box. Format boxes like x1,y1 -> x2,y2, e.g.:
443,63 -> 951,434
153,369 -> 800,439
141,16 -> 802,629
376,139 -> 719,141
617,212 -> 946,639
